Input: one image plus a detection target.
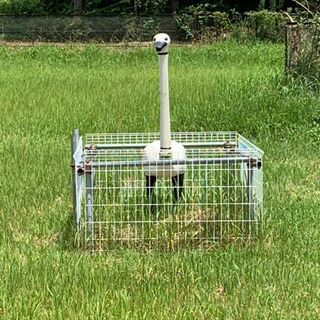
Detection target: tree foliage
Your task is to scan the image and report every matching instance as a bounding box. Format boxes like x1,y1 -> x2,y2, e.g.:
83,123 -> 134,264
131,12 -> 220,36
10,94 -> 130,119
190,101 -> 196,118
0,0 -> 299,16
0,0 -> 45,15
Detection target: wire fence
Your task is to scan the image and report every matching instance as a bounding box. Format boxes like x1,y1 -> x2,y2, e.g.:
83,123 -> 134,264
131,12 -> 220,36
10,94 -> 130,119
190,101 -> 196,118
0,15 -> 190,43
0,13 -> 287,44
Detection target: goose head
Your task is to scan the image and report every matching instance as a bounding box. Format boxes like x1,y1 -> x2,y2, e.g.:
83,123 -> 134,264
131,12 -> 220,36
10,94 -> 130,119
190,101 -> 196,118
153,33 -> 171,54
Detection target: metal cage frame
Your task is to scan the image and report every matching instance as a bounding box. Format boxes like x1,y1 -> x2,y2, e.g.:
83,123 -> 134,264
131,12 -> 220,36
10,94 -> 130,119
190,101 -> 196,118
71,130 -> 264,252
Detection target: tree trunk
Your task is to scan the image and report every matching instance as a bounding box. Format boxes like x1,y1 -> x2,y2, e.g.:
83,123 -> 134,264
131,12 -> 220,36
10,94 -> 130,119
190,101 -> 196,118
134,0 -> 138,17
74,0 -> 83,15
171,0 -> 179,13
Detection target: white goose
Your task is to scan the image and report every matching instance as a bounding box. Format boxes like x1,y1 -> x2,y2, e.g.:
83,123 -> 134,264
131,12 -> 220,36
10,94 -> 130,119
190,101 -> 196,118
143,33 -> 186,205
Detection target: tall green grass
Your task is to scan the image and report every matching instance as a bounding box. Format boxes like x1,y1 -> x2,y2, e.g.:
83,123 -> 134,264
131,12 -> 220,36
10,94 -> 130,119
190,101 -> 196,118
0,41 -> 319,319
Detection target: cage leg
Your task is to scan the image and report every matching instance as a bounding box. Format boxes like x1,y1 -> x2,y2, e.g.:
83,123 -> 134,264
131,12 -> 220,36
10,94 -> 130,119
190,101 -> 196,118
71,128 -> 79,226
172,173 -> 184,201
86,169 -> 94,247
146,175 -> 157,213
146,175 -> 157,199
248,165 -> 254,221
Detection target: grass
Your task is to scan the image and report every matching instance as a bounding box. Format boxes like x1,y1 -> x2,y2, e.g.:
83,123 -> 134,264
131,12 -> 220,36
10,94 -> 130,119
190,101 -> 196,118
0,41 -> 319,319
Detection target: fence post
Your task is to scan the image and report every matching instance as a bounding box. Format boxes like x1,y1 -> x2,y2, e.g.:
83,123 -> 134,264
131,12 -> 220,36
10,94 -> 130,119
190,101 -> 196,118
285,21 -> 300,74
285,23 -> 288,75
31,29 -> 35,45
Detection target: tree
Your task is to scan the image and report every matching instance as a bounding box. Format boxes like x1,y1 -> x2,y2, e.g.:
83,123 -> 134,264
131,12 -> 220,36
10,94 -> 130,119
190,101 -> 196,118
134,0 -> 138,17
74,0 -> 82,15
171,0 -> 179,13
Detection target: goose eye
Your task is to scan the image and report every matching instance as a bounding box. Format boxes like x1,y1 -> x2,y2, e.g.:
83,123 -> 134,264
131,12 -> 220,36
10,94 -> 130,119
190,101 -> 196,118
153,38 -> 156,41
165,37 -> 168,41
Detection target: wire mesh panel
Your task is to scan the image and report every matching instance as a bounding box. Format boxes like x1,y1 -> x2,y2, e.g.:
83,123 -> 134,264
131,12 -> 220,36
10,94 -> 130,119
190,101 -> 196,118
73,131 -> 263,252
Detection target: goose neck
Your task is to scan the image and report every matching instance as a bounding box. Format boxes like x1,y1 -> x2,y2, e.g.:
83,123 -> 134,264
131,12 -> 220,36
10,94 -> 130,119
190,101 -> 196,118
158,53 -> 171,150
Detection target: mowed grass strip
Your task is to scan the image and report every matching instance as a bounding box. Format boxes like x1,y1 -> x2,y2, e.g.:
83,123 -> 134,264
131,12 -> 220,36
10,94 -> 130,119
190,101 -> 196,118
0,42 -> 319,319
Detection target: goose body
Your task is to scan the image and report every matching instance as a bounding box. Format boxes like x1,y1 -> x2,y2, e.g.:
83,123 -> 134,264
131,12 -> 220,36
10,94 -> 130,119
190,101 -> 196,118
143,140 -> 186,178
143,33 -> 186,204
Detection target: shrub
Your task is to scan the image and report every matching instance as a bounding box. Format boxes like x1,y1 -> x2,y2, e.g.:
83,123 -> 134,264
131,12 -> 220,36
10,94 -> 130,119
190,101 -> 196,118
175,4 -> 231,41
0,0 -> 45,15
245,10 -> 286,42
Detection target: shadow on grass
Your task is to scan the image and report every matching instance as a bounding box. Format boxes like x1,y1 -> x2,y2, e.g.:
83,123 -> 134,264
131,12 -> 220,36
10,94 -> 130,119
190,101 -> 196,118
57,213 -> 79,252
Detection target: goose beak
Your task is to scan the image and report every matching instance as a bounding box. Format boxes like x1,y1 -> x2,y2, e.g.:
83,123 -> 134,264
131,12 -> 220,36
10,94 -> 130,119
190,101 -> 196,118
155,41 -> 167,52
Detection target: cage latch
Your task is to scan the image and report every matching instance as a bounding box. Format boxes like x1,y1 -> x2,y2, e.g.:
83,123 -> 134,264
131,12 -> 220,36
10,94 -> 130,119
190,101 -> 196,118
77,160 -> 92,175
88,143 -> 97,150
249,157 -> 262,169
224,140 -> 232,149
77,164 -> 85,175
84,160 -> 93,172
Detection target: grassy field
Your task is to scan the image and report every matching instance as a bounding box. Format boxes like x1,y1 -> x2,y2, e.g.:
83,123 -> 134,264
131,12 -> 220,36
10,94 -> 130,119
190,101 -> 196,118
0,41 -> 319,319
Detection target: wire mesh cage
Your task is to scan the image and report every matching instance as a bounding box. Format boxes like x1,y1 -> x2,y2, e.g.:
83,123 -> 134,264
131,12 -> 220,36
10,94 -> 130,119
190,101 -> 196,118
71,130 -> 263,252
